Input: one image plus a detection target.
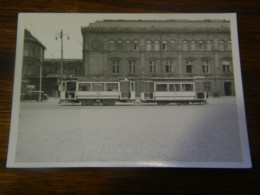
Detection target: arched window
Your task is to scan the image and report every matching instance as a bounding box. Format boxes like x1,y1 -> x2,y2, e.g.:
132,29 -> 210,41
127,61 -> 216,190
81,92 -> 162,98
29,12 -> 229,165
219,40 -> 225,51
154,40 -> 160,51
198,40 -> 205,51
206,40 -> 212,51
109,40 -> 115,50
191,40 -> 196,51
146,40 -> 152,51
222,60 -> 231,72
183,40 -> 188,51
125,40 -> 131,50
162,40 -> 167,51
170,39 -> 176,50
134,40 -> 139,51
117,40 -> 123,50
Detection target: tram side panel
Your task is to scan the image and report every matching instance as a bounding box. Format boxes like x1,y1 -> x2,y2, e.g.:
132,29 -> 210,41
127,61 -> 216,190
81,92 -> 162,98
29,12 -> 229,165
76,82 -> 121,105
141,81 -> 207,104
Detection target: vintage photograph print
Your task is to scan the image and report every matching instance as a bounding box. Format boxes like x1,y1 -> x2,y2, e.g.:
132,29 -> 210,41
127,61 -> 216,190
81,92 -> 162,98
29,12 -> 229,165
7,13 -> 251,168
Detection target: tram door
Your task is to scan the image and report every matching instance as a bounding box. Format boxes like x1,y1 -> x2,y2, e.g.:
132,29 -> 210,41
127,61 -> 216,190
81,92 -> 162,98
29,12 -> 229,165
120,81 -> 135,101
59,81 -> 77,101
141,81 -> 154,100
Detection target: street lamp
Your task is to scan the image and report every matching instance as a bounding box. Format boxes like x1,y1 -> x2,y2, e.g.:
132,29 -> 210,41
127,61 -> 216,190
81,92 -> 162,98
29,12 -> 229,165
55,30 -> 70,82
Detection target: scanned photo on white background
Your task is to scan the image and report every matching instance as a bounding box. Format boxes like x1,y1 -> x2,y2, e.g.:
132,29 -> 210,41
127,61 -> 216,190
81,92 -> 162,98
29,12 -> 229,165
7,13 -> 251,168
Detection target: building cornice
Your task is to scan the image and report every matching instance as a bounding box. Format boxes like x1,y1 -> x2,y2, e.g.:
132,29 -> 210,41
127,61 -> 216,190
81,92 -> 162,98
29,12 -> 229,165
81,20 -> 230,34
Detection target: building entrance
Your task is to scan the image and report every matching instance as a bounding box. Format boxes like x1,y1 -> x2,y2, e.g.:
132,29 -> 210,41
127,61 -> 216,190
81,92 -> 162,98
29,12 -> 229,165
224,82 -> 232,96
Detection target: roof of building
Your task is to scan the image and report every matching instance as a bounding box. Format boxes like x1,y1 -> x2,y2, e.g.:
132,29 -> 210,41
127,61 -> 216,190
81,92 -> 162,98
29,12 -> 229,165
24,29 -> 46,49
44,59 -> 82,65
82,20 -> 230,33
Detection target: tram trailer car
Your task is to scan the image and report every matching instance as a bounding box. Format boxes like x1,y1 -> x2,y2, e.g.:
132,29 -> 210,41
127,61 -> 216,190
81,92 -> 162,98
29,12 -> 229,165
140,81 -> 207,105
59,80 -> 136,106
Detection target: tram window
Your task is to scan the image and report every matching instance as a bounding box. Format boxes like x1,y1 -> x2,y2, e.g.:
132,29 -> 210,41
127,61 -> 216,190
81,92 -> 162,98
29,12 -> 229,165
156,84 -> 167,92
78,83 -> 91,91
92,83 -> 105,91
106,83 -> 118,91
182,84 -> 194,91
169,84 -> 180,91
67,82 -> 76,91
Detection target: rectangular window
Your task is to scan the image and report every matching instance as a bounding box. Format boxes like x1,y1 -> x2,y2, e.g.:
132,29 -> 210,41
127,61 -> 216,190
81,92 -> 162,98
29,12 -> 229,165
165,60 -> 172,73
134,44 -> 138,51
106,83 -> 118,91
223,65 -> 230,72
162,43 -> 167,51
182,84 -> 194,92
202,65 -> 209,73
112,60 -> 119,73
169,84 -> 181,92
156,84 -> 167,92
186,65 -> 192,73
202,60 -> 210,73
129,60 -> 136,73
78,83 -> 91,91
186,60 -> 193,73
92,83 -> 105,91
165,65 -> 172,73
149,60 -> 156,73
134,41 -> 139,51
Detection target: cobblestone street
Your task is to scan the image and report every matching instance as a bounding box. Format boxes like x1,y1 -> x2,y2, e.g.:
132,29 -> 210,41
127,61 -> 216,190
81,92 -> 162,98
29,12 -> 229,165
15,97 -> 242,164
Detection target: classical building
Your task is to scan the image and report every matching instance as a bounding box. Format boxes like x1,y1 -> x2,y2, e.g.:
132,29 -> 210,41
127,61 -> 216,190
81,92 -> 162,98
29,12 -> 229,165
21,29 -> 46,98
81,20 -> 234,96
43,59 -> 83,96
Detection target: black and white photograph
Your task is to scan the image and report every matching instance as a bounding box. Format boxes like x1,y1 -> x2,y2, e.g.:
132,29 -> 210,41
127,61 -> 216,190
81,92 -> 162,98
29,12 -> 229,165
7,13 -> 251,168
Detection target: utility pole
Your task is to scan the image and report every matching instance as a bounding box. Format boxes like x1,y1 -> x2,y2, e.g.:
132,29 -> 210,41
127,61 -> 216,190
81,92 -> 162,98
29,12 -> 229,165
56,30 -> 69,83
38,49 -> 43,102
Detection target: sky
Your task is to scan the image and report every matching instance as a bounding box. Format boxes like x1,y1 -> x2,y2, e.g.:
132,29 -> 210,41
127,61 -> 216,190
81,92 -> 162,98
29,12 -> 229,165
20,13 -> 233,59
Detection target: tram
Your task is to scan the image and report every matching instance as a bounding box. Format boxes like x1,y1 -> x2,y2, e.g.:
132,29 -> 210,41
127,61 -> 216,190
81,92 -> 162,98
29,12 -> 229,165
59,79 -> 136,105
59,79 -> 207,106
140,81 -> 207,105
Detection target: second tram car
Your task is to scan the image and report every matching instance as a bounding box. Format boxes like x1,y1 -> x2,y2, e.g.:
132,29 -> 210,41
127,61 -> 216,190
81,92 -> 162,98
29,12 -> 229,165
140,81 -> 207,105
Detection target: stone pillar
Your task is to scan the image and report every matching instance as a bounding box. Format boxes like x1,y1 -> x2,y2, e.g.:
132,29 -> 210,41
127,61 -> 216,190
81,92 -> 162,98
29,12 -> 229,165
177,52 -> 182,76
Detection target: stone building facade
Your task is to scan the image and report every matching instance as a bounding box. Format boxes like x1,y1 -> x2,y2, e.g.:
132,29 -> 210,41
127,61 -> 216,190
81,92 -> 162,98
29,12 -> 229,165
21,29 -> 45,98
81,20 -> 234,96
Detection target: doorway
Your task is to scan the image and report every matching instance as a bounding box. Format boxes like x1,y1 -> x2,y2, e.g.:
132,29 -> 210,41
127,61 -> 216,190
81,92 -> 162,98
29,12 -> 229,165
224,82 -> 232,96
